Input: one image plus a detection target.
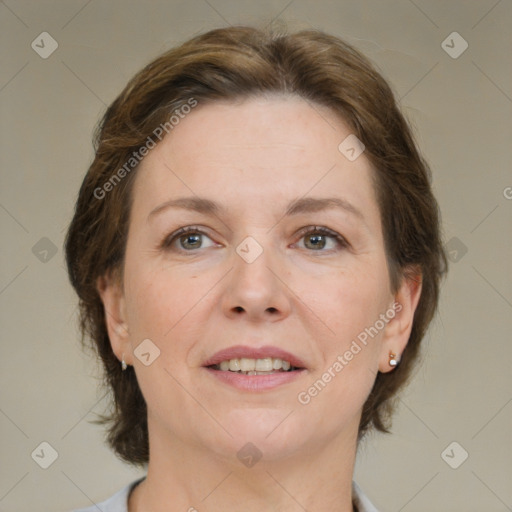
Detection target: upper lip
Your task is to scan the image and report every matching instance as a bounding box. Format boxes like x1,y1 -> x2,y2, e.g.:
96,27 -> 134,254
203,345 -> 307,369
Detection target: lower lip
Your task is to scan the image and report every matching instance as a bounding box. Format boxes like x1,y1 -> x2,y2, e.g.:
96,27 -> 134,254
204,367 -> 307,391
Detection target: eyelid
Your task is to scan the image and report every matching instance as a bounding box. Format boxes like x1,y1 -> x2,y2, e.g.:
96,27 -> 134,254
160,225 -> 349,252
293,225 -> 349,250
160,225 -> 217,250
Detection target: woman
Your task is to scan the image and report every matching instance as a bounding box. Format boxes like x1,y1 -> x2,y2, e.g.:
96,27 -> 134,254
65,25 -> 447,512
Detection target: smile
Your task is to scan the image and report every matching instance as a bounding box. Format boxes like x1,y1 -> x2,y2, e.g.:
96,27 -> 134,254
211,357 -> 298,375
203,346 -> 307,391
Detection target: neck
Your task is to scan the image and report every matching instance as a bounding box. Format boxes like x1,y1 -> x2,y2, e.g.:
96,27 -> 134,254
129,421 -> 359,512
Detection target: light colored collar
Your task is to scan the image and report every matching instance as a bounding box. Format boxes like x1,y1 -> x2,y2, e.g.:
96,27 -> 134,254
74,477 -> 379,511
352,480 -> 380,511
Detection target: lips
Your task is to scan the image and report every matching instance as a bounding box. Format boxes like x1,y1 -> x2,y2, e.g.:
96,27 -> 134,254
202,345 -> 307,370
203,345 -> 307,391
203,345 -> 308,393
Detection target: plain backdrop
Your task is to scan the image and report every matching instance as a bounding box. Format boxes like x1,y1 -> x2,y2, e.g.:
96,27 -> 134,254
1,1 -> 511,511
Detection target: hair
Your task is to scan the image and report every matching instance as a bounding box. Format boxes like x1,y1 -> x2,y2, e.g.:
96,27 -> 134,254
65,25 -> 447,466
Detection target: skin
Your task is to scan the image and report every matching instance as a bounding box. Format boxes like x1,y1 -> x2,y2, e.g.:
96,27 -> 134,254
98,95 -> 422,512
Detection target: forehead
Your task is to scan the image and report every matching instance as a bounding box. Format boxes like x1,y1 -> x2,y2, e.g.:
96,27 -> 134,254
131,96 -> 380,229
157,95 -> 352,170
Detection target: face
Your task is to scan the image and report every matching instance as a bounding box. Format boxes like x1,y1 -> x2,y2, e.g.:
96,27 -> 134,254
100,95 -> 419,464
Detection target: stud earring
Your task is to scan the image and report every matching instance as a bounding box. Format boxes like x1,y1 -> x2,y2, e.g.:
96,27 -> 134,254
389,351 -> 400,367
121,356 -> 127,371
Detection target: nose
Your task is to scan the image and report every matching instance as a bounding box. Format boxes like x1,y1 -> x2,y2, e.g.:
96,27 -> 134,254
221,237 -> 292,323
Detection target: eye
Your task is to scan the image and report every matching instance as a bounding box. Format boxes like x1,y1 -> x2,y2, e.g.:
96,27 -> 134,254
295,226 -> 348,252
161,225 -> 348,253
162,226 -> 218,252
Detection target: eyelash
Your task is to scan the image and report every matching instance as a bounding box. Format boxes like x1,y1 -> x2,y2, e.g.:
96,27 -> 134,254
295,226 -> 349,252
161,225 -> 349,254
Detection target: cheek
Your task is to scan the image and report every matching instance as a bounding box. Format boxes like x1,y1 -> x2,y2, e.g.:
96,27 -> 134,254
296,258 -> 390,346
125,273 -> 174,338
295,269 -> 387,418
122,266 -> 206,416
124,262 -> 215,359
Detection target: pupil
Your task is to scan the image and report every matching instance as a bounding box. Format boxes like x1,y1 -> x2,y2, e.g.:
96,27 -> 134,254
307,234 -> 325,250
182,234 -> 201,249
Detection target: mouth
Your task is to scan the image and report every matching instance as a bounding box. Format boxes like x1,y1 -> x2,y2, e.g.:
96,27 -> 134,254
202,345 -> 307,391
208,356 -> 301,375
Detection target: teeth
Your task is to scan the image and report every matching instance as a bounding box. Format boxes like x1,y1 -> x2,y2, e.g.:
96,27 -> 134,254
228,359 -> 240,372
214,357 -> 296,372
255,357 -> 273,371
240,358 -> 255,372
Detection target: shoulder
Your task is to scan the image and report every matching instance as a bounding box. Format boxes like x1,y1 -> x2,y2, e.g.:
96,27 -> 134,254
352,481 -> 380,512
72,477 -> 145,512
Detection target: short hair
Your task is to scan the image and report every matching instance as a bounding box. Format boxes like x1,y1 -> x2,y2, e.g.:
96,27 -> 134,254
65,25 -> 447,465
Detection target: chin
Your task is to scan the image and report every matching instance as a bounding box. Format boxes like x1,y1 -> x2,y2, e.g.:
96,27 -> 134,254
206,408 -> 308,461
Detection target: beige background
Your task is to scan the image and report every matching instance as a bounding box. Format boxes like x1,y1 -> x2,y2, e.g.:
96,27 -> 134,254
1,1 -> 511,511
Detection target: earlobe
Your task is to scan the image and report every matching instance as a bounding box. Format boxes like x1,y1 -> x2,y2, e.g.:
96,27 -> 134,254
96,272 -> 132,366
379,269 -> 422,373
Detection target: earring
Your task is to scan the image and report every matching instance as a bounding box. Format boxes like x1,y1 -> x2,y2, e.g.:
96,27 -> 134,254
389,351 -> 400,367
121,356 -> 127,371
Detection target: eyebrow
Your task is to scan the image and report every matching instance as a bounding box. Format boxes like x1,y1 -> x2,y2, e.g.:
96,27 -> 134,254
148,196 -> 365,222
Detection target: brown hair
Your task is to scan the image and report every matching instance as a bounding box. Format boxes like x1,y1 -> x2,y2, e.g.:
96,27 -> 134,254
65,25 -> 447,466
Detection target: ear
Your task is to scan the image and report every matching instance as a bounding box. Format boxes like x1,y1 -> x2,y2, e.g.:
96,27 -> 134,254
96,270 -> 132,366
378,267 -> 422,373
